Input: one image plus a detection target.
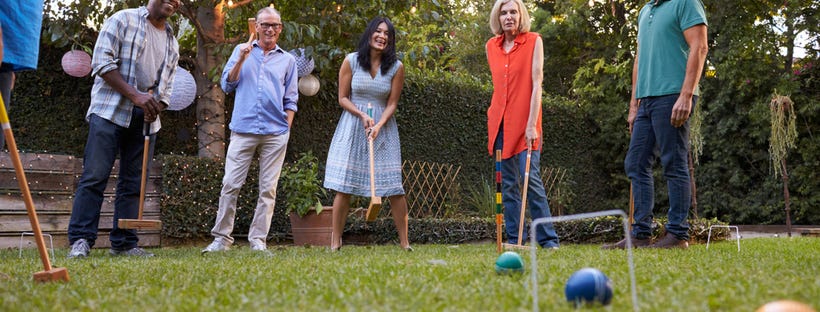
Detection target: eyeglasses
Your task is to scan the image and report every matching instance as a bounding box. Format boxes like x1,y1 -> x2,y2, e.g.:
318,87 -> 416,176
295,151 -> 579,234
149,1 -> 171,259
258,23 -> 283,30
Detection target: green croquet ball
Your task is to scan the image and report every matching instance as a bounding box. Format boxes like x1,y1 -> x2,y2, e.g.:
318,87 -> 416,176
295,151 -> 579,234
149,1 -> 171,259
495,251 -> 524,274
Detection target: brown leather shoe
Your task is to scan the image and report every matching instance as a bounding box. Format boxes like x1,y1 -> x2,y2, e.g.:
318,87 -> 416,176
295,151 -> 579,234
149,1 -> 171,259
601,237 -> 651,250
648,233 -> 689,249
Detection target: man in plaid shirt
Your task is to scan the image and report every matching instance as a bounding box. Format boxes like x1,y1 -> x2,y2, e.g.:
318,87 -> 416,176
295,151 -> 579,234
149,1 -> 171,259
68,0 -> 180,258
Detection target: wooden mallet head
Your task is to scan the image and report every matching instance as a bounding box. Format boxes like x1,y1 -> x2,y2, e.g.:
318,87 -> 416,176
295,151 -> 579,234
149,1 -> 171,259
247,18 -> 256,44
33,267 -> 70,283
118,219 -> 162,230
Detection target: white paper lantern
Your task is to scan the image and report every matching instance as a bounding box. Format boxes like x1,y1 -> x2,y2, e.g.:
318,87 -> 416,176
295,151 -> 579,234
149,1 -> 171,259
167,67 -> 197,111
61,50 -> 92,77
289,48 -> 315,78
298,74 -> 320,96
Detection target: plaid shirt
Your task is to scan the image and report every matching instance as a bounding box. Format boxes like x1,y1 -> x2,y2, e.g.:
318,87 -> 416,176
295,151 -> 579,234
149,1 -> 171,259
88,6 -> 179,134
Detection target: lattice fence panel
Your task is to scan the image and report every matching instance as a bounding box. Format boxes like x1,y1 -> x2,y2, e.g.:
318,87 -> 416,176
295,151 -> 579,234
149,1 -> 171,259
401,160 -> 461,219
541,166 -> 567,216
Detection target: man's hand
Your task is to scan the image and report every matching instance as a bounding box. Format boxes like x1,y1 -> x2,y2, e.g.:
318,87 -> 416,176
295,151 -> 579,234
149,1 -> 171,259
627,98 -> 639,133
132,91 -> 162,122
670,94 -> 692,128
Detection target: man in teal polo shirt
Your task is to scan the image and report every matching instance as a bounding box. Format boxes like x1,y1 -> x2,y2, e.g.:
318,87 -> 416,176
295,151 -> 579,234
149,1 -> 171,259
604,0 -> 708,249
0,1 -> 45,150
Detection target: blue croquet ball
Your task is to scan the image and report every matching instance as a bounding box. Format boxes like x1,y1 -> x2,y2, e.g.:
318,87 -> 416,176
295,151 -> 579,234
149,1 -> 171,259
565,268 -> 614,307
495,251 -> 524,274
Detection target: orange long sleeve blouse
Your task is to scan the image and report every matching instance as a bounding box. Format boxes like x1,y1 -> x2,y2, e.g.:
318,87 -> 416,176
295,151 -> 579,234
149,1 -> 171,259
486,32 -> 542,159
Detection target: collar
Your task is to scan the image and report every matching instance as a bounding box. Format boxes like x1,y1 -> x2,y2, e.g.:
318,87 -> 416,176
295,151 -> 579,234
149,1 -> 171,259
494,32 -> 529,48
252,41 -> 284,54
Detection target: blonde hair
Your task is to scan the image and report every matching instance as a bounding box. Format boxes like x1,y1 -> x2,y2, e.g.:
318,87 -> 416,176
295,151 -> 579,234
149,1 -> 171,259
489,0 -> 531,35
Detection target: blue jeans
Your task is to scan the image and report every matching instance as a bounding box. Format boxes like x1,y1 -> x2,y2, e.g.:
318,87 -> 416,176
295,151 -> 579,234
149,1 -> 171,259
625,94 -> 695,240
494,127 -> 560,248
68,111 -> 156,250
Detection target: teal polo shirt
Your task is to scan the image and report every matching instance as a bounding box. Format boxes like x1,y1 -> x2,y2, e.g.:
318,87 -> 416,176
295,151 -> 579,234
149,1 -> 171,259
635,0 -> 707,98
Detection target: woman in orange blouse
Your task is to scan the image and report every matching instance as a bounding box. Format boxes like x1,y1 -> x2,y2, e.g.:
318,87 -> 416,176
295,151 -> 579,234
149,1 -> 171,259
486,0 -> 559,248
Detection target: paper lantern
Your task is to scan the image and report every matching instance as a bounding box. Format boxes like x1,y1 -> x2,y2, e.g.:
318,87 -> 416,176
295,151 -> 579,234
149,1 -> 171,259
61,50 -> 92,77
167,67 -> 197,111
289,48 -> 315,78
298,74 -> 320,96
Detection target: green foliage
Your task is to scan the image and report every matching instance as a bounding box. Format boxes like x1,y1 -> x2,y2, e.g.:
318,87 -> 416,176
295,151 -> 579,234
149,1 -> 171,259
768,93 -> 797,177
278,151 -> 326,217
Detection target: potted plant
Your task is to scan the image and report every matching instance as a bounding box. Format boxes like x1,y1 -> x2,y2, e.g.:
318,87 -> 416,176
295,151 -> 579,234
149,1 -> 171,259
279,151 -> 332,246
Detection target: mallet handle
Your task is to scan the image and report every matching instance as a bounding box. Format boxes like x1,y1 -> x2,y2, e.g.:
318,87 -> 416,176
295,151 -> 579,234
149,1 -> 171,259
1,97 -> 54,272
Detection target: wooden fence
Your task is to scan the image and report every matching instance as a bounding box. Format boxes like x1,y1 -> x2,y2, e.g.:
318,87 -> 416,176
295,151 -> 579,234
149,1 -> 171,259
0,152 -> 161,249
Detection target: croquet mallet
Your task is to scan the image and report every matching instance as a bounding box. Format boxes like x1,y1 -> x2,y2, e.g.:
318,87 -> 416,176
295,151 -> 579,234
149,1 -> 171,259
246,18 -> 257,45
1,96 -> 69,282
503,142 -> 533,251
117,121 -> 162,230
365,103 -> 382,221
629,184 -> 634,230
495,150 -> 504,253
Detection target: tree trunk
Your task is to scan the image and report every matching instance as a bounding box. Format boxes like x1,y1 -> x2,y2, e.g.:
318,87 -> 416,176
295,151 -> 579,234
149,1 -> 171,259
782,158 -> 792,237
194,5 -> 227,159
688,147 -> 698,219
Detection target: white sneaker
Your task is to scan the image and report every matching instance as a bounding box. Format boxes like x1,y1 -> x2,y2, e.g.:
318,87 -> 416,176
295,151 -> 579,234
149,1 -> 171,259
68,239 -> 90,258
201,240 -> 230,254
249,240 -> 266,251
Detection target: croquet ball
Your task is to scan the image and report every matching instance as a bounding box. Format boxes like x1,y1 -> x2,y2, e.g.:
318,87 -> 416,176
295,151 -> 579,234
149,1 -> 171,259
495,251 -> 524,274
565,268 -> 613,307
756,300 -> 816,312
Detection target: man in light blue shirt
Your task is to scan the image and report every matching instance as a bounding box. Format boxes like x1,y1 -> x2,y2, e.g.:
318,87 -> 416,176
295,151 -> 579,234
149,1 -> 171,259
203,7 -> 298,253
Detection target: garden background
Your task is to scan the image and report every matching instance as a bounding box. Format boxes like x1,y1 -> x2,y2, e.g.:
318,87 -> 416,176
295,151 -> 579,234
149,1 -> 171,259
3,0 -> 818,241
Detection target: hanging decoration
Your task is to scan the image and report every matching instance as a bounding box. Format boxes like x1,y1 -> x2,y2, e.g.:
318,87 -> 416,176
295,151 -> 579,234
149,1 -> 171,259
61,50 -> 92,77
298,74 -> 320,96
289,48 -> 315,78
167,67 -> 197,111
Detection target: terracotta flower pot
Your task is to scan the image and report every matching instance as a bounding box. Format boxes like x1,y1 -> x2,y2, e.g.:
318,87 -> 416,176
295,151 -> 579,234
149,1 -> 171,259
289,206 -> 333,246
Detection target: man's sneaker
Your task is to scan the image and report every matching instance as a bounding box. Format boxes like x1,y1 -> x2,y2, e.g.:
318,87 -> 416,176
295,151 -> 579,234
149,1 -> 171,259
202,240 -> 230,254
601,237 -> 651,250
109,247 -> 155,257
648,233 -> 689,249
250,240 -> 267,251
67,239 -> 90,258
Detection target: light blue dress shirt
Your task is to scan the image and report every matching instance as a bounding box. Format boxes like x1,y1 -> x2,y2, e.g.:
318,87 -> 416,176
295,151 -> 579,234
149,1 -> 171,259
221,42 -> 299,135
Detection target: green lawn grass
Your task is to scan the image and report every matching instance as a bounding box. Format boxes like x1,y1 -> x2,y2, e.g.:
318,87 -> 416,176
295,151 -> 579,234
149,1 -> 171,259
1,237 -> 818,311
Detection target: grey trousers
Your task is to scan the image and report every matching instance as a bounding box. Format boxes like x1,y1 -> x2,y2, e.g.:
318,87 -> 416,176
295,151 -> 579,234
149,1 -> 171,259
210,131 -> 289,245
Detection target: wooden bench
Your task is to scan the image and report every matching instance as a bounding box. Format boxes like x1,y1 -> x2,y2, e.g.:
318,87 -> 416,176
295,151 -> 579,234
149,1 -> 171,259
0,152 -> 161,249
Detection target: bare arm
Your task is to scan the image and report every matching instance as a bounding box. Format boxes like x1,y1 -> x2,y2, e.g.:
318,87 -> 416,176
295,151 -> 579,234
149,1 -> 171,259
226,43 -> 252,83
671,24 -> 708,127
628,46 -> 640,133
337,58 -> 372,131
526,36 -> 544,147
370,63 -> 405,139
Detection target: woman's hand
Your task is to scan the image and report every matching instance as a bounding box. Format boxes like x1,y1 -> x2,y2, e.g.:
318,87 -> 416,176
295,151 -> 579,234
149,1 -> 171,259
369,123 -> 382,140
525,126 -> 538,148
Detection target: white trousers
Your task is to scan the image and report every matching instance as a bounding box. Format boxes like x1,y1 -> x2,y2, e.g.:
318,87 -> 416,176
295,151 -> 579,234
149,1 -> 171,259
211,131 -> 289,245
